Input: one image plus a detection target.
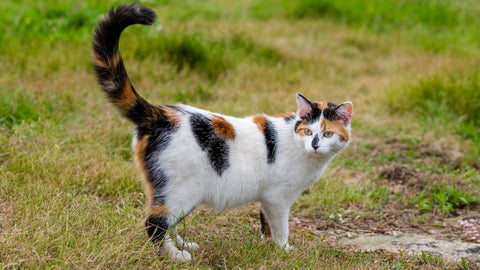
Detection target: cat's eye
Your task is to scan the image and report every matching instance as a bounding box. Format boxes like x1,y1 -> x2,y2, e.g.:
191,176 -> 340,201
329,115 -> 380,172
304,128 -> 312,136
323,131 -> 334,138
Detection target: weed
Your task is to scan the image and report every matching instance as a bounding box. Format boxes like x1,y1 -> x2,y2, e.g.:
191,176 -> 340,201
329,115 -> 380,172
368,186 -> 391,209
410,184 -> 479,214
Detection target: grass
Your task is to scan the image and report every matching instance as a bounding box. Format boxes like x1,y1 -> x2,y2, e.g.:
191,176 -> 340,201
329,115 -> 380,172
1,0 -> 480,268
249,0 -> 480,53
131,31 -> 284,81
410,184 -> 480,214
387,72 -> 480,166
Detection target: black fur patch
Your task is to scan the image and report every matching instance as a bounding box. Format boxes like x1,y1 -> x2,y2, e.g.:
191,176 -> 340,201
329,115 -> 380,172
259,211 -> 268,236
146,215 -> 169,243
322,102 -> 339,121
294,120 -> 303,132
190,113 -> 230,176
283,115 -> 296,123
302,102 -> 322,123
322,108 -> 336,121
263,120 -> 278,164
300,102 -> 339,123
138,120 -> 179,205
126,97 -> 150,125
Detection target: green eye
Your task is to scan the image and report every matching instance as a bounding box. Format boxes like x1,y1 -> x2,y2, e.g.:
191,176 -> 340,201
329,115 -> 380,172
323,131 -> 334,138
304,128 -> 312,136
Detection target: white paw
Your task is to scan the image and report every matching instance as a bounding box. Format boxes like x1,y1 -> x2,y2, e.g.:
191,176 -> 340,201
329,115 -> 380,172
283,243 -> 295,252
182,242 -> 200,252
170,250 -> 192,262
159,245 -> 192,262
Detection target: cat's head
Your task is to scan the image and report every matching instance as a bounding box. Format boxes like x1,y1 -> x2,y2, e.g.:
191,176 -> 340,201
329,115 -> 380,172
293,93 -> 352,157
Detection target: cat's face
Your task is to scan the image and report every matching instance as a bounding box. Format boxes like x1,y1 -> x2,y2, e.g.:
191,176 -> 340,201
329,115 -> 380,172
293,94 -> 352,157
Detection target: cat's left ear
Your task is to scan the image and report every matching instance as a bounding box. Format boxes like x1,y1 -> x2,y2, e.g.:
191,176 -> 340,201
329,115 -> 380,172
296,93 -> 313,118
335,102 -> 353,126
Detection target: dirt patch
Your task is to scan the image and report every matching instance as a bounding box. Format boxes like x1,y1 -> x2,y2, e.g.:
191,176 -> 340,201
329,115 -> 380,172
380,163 -> 420,182
338,233 -> 480,266
414,141 -> 464,168
290,212 -> 480,267
383,138 -> 464,168
379,163 -> 429,192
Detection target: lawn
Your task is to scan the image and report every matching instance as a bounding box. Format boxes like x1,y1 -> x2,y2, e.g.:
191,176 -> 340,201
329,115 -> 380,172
1,0 -> 479,268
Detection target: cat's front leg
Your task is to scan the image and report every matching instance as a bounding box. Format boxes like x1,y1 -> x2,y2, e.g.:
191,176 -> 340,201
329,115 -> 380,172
260,201 -> 291,250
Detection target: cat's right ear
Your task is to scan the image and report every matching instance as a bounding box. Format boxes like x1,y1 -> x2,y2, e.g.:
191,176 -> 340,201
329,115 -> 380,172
296,93 -> 313,118
335,102 -> 353,126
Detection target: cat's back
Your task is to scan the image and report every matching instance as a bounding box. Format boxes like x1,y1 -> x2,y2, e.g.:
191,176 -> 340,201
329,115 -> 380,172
150,105 -> 278,174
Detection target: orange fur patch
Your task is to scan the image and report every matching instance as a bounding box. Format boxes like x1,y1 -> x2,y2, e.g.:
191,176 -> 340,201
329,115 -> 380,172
295,120 -> 310,136
211,115 -> 236,140
321,118 -> 350,142
134,135 -> 167,216
112,78 -> 137,111
162,106 -> 180,127
110,51 -> 122,68
252,115 -> 268,132
272,112 -> 295,118
150,203 -> 168,217
93,55 -> 109,68
317,102 -> 329,110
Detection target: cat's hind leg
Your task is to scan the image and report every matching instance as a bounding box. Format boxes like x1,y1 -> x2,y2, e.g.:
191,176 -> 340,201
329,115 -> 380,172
145,214 -> 192,262
145,200 -> 197,262
159,199 -> 199,261
166,203 -> 199,253
175,231 -> 200,253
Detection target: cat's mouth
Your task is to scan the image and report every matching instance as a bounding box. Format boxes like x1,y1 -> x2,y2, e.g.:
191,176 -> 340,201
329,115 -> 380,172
310,148 -> 331,156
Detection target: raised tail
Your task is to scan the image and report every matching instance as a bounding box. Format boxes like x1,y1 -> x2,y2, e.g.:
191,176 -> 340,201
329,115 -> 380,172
92,4 -> 161,127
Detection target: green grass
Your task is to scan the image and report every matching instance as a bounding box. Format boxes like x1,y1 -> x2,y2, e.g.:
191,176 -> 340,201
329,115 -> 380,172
1,0 -> 480,268
131,31 -> 284,81
249,0 -> 480,53
410,184 -> 480,214
387,72 -> 480,165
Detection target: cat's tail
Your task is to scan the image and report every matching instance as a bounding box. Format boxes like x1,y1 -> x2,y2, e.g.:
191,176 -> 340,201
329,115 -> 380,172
92,4 -> 161,127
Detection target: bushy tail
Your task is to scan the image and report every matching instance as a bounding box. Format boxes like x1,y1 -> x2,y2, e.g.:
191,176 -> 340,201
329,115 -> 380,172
92,4 -> 160,126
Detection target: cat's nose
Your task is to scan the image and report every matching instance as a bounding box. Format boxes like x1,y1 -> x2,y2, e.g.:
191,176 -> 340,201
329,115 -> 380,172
311,134 -> 319,150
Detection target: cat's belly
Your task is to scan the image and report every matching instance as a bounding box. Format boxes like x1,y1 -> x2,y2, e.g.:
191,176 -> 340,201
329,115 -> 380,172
167,161 -> 267,212
163,157 -> 324,212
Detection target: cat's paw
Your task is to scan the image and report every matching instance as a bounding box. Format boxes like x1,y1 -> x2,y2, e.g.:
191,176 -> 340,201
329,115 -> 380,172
283,243 -> 295,252
169,250 -> 192,262
182,241 -> 200,252
159,245 -> 192,262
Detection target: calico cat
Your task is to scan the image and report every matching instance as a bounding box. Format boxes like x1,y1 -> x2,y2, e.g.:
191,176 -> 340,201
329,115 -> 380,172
93,4 -> 353,262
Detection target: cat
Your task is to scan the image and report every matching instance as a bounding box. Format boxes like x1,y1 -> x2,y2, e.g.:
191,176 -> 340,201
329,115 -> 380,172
93,4 -> 353,262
